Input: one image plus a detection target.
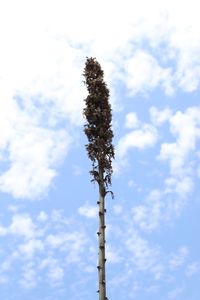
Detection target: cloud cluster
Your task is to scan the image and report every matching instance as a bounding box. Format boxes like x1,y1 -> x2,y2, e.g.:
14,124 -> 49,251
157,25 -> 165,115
125,106 -> 200,231
159,106 -> 200,174
124,51 -> 172,95
0,210 -> 93,291
0,96 -> 70,199
0,205 -> 197,299
185,261 -> 200,277
126,229 -> 163,278
78,202 -> 98,219
159,106 -> 200,201
0,1 -> 86,199
1,0 -> 200,199
117,114 -> 158,158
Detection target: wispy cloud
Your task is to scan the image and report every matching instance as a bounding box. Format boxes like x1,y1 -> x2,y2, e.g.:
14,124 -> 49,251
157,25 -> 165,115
0,1 -> 199,299
1,0 -> 200,201
169,246 -> 189,270
0,210 -> 92,292
129,106 -> 200,232
185,261 -> 200,277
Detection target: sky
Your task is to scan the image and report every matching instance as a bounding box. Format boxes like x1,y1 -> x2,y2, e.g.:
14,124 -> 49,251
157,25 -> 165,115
0,0 -> 200,299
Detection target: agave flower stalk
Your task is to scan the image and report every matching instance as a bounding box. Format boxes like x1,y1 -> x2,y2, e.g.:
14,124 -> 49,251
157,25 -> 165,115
83,57 -> 114,300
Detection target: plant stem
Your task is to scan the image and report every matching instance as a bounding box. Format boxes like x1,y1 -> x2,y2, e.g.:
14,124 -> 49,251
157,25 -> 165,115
97,166 -> 107,300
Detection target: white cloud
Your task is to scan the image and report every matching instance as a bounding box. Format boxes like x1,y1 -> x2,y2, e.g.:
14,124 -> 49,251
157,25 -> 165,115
0,1 -> 200,102
159,107 -> 200,175
119,109 -> 199,233
0,2 -> 81,200
132,189 -> 162,232
167,2 -> 200,92
9,214 -> 36,239
39,257 -> 67,287
150,107 -> 172,126
125,112 -> 139,129
37,211 -> 48,222
126,229 -> 163,278
18,239 -> 44,259
46,230 -> 87,264
109,269 -> 134,289
0,207 -> 196,298
117,124 -> 158,158
0,0 -> 200,200
39,256 -> 58,271
115,107 -> 200,230
0,225 -> 7,236
48,265 -> 64,283
169,246 -> 189,270
164,176 -> 194,199
20,264 -> 38,289
0,209 -> 92,290
157,106 -> 200,202
46,233 -> 66,248
132,180 -> 193,232
185,261 -> 200,277
0,105 -> 70,199
106,245 -> 121,264
124,51 -> 172,95
78,202 -> 98,219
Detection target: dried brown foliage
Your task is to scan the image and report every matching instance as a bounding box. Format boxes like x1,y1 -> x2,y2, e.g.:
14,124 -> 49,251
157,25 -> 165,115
83,57 -> 114,187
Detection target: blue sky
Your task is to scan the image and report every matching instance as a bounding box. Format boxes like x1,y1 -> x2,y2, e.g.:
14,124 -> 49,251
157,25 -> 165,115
0,0 -> 200,299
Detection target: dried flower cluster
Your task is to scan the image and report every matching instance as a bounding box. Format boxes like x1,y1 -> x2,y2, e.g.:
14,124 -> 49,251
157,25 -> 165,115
83,57 -> 114,187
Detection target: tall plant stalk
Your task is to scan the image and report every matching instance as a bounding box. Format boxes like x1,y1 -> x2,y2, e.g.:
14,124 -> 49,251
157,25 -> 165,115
83,57 -> 114,300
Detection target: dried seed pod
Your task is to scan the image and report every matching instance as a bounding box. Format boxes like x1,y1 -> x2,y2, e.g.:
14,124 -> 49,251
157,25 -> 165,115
83,57 -> 114,188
